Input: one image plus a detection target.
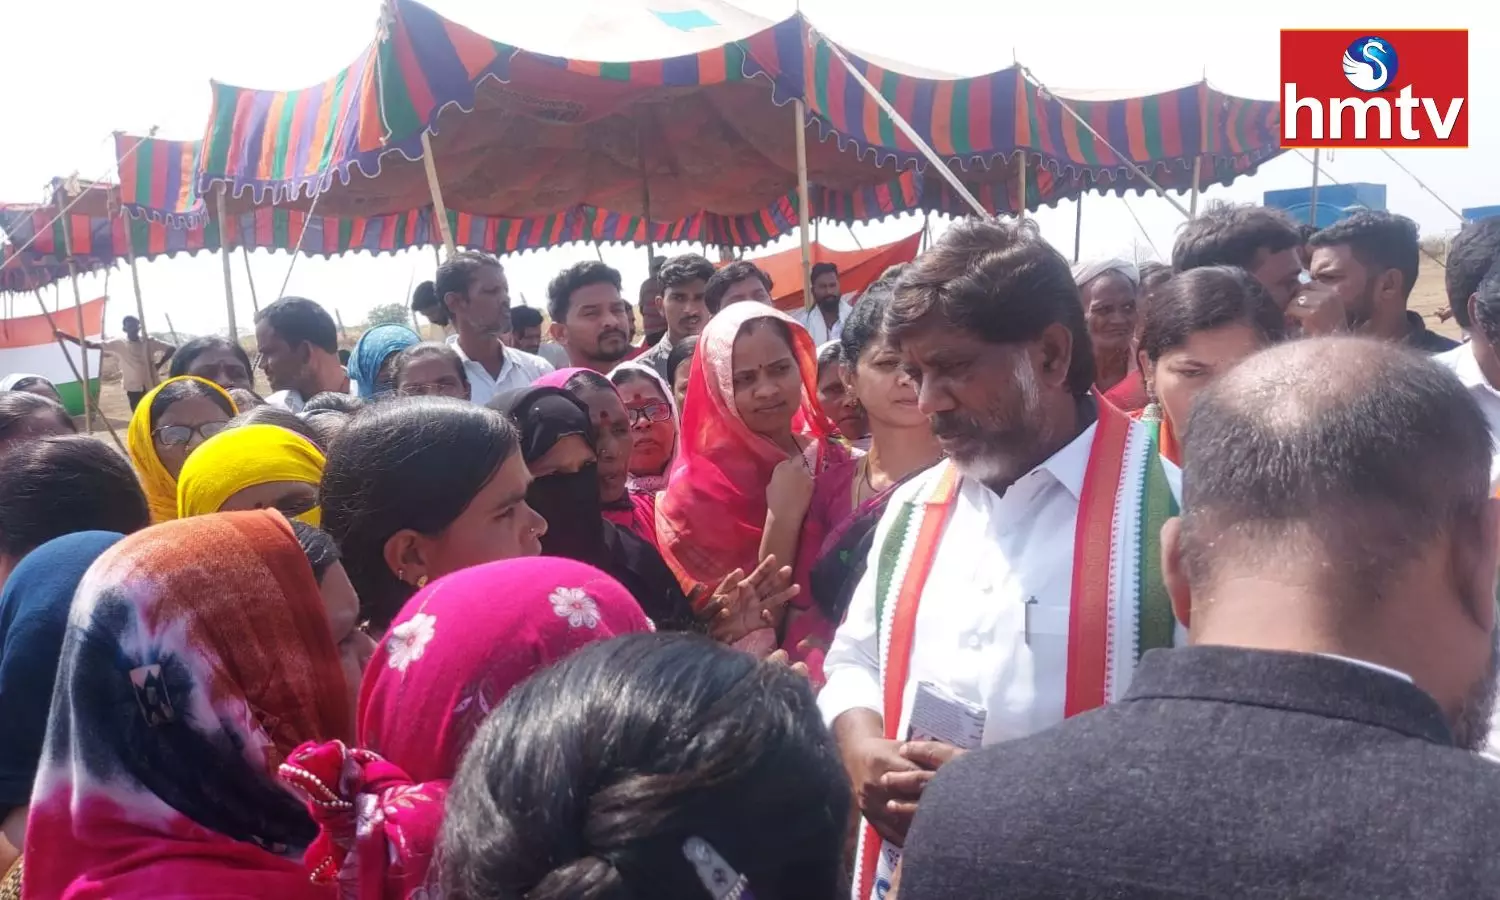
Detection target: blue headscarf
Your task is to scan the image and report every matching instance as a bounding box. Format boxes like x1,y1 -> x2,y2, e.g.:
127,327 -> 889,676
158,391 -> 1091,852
349,324 -> 420,399
0,530 -> 123,812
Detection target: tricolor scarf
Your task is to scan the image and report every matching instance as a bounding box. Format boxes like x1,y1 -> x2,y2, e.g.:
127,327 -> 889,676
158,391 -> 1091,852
854,400 -> 1178,900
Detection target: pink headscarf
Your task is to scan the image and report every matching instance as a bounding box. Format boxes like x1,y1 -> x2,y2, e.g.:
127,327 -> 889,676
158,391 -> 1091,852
279,557 -> 651,900
533,366 -> 596,391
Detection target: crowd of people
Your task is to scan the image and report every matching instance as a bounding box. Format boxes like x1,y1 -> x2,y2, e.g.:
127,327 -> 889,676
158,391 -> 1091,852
2,201 -> 1500,899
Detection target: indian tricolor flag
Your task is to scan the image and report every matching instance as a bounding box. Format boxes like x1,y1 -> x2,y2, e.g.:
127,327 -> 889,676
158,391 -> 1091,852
1,296 -> 105,415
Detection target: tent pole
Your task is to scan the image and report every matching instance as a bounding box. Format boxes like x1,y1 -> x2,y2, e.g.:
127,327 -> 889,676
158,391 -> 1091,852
242,245 -> 260,314
1020,65 -> 1190,219
33,289 -> 122,449
818,35 -> 985,216
55,189 -> 93,432
1189,157 -> 1203,219
215,185 -> 239,340
1308,149 -> 1322,228
637,131 -> 658,279
420,131 -> 457,257
126,244 -> 157,388
794,99 -> 815,311
1072,194 -> 1084,263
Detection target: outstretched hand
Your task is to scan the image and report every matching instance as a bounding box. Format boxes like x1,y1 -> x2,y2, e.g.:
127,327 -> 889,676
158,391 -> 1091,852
700,555 -> 799,645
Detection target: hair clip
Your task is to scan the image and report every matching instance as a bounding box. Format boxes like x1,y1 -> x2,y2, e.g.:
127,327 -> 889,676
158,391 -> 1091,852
683,836 -> 753,900
130,664 -> 176,726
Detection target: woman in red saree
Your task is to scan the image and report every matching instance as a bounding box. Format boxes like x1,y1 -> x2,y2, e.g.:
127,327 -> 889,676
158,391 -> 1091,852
656,303 -> 849,653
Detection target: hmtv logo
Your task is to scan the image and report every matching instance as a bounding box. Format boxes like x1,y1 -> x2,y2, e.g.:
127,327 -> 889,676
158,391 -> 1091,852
1281,30 -> 1468,148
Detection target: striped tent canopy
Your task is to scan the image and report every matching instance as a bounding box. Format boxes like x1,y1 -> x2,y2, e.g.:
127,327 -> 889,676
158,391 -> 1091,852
196,0 -> 1281,244
135,130 -> 923,254
0,195 -> 121,294
0,242 -> 72,294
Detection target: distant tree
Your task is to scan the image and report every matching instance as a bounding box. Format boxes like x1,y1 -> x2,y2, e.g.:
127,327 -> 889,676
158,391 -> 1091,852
364,302 -> 411,328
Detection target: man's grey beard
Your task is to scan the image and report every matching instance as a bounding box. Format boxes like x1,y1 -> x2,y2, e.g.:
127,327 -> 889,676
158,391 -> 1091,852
953,351 -> 1046,490
1451,628 -> 1500,752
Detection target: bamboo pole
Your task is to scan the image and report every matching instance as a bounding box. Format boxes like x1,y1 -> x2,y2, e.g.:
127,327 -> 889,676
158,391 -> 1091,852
335,308 -> 349,344
637,131 -> 658,280
126,247 -> 158,388
420,131 -> 457,257
1189,157 -> 1203,219
32,290 -> 123,449
818,35 -> 986,216
55,191 -> 93,432
1308,149 -> 1322,228
794,99 -> 815,311
242,245 -> 260,314
1072,194 -> 1084,263
215,186 -> 239,339
164,313 -> 182,346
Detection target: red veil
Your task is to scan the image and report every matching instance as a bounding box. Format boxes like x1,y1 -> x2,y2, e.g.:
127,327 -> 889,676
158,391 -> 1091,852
656,302 -> 842,600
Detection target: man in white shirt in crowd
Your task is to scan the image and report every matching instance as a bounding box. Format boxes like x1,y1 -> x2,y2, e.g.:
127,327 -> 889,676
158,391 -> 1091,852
55,315 -> 175,411
795,261 -> 852,345
254,297 -> 351,413
1434,218 -> 1500,492
633,253 -> 716,383
819,218 -> 1178,900
705,260 -> 774,309
423,252 -> 552,404
547,261 -> 634,374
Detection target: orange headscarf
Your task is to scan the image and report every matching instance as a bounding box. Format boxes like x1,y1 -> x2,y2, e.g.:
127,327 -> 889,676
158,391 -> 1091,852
655,303 -> 845,599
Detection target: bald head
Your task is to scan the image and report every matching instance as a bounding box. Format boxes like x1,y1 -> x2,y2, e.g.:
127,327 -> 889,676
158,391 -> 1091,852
1179,336 -> 1491,602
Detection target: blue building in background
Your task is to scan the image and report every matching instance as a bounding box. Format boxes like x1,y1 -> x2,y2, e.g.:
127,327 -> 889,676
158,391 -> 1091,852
1463,206 -> 1500,222
1264,183 -> 1388,228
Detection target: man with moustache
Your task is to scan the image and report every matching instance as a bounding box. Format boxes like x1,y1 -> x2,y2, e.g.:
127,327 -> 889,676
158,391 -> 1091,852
546,261 -> 634,373
634,254 -> 717,382
818,218 -> 1180,900
897,337 -> 1500,900
794,261 -> 851,345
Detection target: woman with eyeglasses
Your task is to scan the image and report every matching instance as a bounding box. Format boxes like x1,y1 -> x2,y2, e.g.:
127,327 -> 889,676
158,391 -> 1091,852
610,362 -> 679,545
126,376 -> 239,523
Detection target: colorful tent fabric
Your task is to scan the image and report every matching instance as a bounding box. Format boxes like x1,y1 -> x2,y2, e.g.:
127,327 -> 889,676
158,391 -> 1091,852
195,0 -> 1282,235
738,230 -> 922,311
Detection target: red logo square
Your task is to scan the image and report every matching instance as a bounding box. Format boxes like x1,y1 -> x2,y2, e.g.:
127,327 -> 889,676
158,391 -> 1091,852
1280,30 -> 1468,148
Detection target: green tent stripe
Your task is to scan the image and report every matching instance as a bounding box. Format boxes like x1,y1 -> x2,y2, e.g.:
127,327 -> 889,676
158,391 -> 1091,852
723,42 -> 746,81
599,61 -> 630,82
812,42 -> 832,119
205,85 -> 236,174
272,210 -> 290,248
271,88 -> 299,181
949,79 -> 972,156
1074,102 -> 1099,166
878,70 -> 899,147
1141,94 -> 1165,161
377,41 -> 423,144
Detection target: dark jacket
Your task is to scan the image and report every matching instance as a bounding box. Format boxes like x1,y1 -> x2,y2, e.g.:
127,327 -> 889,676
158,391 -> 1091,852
898,645 -> 1500,900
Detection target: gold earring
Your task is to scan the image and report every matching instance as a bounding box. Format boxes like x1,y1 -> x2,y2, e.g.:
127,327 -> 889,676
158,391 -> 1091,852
416,575 -> 428,588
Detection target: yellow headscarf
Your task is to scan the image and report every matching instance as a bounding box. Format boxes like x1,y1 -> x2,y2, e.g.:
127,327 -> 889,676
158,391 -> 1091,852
176,424 -> 326,525
126,376 -> 239,524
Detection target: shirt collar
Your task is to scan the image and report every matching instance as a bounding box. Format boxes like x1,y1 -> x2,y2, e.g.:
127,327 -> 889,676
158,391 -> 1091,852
451,336 -> 511,374
1037,419 -> 1096,500
1443,342 -> 1489,391
1317,652 -> 1414,684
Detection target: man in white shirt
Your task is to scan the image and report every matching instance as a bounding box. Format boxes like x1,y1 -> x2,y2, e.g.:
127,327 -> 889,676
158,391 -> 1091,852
254,297 -> 352,413
819,218 -> 1177,900
1433,218 -> 1500,491
421,253 -> 552,404
795,261 -> 852,345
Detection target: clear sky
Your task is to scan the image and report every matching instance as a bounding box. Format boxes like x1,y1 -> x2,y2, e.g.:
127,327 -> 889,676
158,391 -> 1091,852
0,0 -> 1491,337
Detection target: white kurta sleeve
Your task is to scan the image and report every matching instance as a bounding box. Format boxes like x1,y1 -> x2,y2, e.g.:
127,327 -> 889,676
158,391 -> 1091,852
817,489 -> 908,728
